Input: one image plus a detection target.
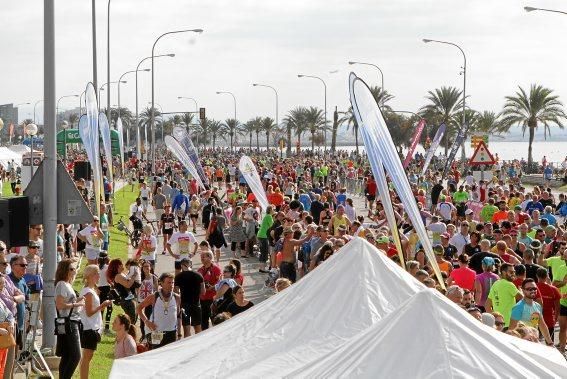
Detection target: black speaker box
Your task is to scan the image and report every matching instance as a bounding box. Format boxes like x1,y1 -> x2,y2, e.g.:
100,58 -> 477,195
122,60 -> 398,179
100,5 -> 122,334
74,161 -> 92,181
0,197 -> 30,248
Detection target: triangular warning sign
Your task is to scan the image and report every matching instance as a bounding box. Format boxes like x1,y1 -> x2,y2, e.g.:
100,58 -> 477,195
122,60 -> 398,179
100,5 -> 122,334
469,141 -> 495,165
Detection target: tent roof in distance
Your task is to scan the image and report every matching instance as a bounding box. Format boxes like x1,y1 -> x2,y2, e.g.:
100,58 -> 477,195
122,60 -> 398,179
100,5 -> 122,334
110,238 -> 424,378
288,289 -> 564,379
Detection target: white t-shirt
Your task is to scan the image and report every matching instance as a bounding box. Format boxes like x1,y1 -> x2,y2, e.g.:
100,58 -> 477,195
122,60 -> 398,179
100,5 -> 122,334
449,233 -> 471,255
427,222 -> 447,244
168,231 -> 197,261
98,265 -> 109,287
79,225 -> 102,257
140,235 -> 157,261
80,287 -> 102,331
130,204 -> 143,219
140,187 -> 151,199
436,202 -> 455,221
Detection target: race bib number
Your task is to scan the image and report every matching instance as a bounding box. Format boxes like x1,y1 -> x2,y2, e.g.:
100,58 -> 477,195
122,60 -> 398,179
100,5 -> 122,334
165,222 -> 174,229
101,223 -> 109,232
178,239 -> 190,253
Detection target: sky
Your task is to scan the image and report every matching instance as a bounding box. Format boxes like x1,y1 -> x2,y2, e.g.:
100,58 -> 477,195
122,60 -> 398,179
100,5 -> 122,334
2,0 -> 567,130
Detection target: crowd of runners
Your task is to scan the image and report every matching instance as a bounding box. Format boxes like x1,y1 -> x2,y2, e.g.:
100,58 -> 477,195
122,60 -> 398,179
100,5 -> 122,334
0,147 -> 566,378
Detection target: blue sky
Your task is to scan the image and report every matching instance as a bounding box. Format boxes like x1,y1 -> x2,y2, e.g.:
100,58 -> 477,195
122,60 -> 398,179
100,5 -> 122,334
2,0 -> 566,131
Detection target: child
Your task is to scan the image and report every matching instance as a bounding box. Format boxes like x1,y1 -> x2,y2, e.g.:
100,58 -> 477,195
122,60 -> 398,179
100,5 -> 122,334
125,259 -> 141,300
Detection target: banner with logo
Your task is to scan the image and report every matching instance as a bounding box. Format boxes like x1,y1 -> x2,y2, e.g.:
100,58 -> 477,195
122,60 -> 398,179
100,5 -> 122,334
99,112 -> 113,184
80,82 -> 102,216
443,123 -> 468,176
402,119 -> 426,168
349,72 -> 444,288
239,155 -> 268,212
172,126 -> 209,186
164,135 -> 205,190
116,117 -> 125,175
421,123 -> 446,176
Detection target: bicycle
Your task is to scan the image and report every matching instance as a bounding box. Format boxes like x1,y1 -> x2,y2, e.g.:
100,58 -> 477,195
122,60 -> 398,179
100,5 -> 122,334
117,216 -> 142,248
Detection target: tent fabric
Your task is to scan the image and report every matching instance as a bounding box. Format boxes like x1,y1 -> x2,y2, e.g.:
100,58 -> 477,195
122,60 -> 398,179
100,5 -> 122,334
110,238 -> 567,378
287,290 -> 561,379
0,147 -> 23,168
7,144 -> 30,155
110,238 -> 424,378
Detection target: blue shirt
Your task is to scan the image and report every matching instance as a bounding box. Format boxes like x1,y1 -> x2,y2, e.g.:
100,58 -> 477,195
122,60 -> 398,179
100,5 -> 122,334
541,213 -> 557,226
525,201 -> 544,215
299,194 -> 312,212
510,299 -> 543,328
9,273 -> 29,330
172,193 -> 190,214
336,193 -> 347,206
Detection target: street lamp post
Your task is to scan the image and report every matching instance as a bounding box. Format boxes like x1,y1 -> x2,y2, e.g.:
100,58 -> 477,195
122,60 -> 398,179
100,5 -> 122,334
56,95 -> 79,129
216,91 -> 237,151
137,54 -> 175,158
177,96 -> 198,114
33,100 -> 43,124
148,102 -> 164,141
252,83 -> 279,152
99,81 -> 126,104
151,28 -> 203,169
298,74 -> 327,153
106,0 -> 112,123
524,6 -> 567,15
24,123 -> 38,179
119,69 -> 149,148
348,61 -> 384,105
423,38 -> 467,158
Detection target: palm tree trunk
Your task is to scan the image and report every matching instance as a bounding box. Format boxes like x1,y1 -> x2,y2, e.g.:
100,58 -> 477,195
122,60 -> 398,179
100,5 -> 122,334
286,126 -> 292,156
213,135 -> 216,150
256,132 -> 259,151
528,122 -> 535,173
311,131 -> 315,151
249,133 -> 252,150
266,132 -> 270,152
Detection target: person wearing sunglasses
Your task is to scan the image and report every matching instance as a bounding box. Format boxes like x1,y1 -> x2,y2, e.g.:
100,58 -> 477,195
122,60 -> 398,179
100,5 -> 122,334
8,256 -> 29,353
508,278 -> 554,346
0,252 -> 23,378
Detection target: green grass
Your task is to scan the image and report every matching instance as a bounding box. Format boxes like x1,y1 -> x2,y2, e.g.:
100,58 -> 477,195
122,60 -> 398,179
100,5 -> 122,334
72,183 -> 139,379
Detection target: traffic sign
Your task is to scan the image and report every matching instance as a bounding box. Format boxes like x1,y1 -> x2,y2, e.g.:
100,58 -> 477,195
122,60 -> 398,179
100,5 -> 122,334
23,160 -> 94,225
469,141 -> 496,165
199,107 -> 206,120
470,135 -> 488,149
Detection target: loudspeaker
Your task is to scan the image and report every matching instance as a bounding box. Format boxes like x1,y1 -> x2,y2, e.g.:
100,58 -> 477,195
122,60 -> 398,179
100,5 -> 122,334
74,161 -> 92,181
0,197 -> 30,248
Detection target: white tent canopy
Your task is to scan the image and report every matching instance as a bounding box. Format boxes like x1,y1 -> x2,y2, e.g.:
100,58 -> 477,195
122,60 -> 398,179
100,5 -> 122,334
7,144 -> 30,155
110,238 -> 567,378
0,147 -> 23,168
110,238 -> 424,378
288,290 -> 561,379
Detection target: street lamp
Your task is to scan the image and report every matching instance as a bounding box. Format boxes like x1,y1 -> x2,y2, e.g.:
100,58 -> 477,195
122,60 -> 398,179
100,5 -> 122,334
136,53 -> 175,157
106,0 -> 112,124
252,83 -> 279,152
524,6 -> 567,15
297,74 -> 327,152
56,95 -> 79,129
33,100 -> 43,124
216,91 -> 237,151
62,121 -> 69,158
24,123 -> 38,179
348,61 -> 384,105
118,69 -> 149,148
423,38 -> 467,158
99,81 -> 126,103
151,28 -> 203,168
177,96 -> 198,114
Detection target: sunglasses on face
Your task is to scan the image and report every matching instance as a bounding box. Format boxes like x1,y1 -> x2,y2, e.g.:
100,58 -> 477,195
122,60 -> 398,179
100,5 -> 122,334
495,321 -> 505,326
15,264 -> 28,268
523,287 -> 537,292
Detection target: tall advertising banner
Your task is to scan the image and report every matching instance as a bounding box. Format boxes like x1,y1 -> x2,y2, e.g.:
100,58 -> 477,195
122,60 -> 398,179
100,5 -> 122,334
421,123 -> 446,176
443,124 -> 468,176
116,117 -> 125,175
172,126 -> 209,186
164,135 -> 205,190
99,112 -> 113,184
80,83 -> 102,217
239,155 -> 269,212
402,119 -> 426,168
349,72 -> 444,289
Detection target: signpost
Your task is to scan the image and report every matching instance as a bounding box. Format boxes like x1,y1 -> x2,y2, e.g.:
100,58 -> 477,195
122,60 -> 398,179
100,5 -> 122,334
468,141 -> 496,181
470,134 -> 489,149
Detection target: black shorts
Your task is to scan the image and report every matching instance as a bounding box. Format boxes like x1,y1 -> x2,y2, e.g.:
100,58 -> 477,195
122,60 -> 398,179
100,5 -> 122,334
190,214 -> 199,219
366,195 -> 376,201
163,228 -> 173,236
560,305 -> 567,317
81,329 -> 101,350
181,303 -> 202,327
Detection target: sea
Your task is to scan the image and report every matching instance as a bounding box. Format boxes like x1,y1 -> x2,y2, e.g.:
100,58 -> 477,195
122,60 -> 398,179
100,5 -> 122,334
311,141 -> 567,165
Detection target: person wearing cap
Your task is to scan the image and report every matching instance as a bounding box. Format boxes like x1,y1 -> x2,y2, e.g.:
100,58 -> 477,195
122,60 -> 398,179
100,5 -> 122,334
485,263 -> 523,327
474,257 -> 500,312
433,244 -> 452,274
78,217 -> 104,265
464,209 -> 477,231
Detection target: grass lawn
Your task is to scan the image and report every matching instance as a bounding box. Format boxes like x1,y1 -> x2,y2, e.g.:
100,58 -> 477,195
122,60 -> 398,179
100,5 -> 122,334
71,183 -> 139,379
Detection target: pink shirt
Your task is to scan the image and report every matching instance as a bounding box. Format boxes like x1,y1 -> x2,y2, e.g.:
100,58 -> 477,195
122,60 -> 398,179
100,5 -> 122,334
449,267 -> 476,291
115,335 -> 137,359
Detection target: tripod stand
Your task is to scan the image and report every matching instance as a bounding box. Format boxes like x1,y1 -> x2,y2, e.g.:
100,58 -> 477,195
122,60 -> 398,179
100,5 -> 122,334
15,295 -> 53,378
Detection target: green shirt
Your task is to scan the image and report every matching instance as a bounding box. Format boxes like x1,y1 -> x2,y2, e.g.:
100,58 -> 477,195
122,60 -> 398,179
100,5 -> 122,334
546,256 -> 566,282
257,214 -> 274,239
480,204 -> 498,223
453,191 -> 469,204
488,279 -> 520,326
555,264 -> 567,307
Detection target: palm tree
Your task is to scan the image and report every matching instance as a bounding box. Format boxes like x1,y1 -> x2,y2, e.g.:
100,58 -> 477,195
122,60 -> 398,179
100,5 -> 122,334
340,86 -> 394,154
223,118 -> 239,151
500,84 -> 566,170
261,117 -> 276,150
196,117 -> 213,149
419,86 -> 463,154
138,106 -> 162,145
67,113 -> 79,128
383,112 -> 416,155
284,106 -> 308,151
239,118 -> 260,151
209,119 -> 226,150
304,106 -> 326,151
468,111 -> 506,136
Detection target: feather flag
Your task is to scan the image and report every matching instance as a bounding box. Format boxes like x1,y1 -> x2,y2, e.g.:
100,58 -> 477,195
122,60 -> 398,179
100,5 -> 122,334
402,119 -> 426,169
349,72 -> 444,289
421,123 -> 446,176
99,112 -> 113,184
116,117 -> 125,175
164,135 -> 205,190
239,155 -> 269,212
172,126 -> 209,186
80,83 -> 102,217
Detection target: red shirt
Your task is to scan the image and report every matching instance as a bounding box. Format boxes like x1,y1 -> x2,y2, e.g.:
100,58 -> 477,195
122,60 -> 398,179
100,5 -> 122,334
366,179 -> 377,196
198,264 -> 222,301
449,267 -> 476,291
537,282 -> 561,327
